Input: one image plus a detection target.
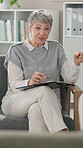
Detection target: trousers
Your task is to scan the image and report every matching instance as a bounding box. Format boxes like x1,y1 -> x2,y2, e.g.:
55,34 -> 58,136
1,86 -> 67,133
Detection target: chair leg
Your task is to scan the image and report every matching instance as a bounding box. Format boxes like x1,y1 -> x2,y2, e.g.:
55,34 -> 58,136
66,87 -> 71,116
74,92 -> 82,131
66,86 -> 83,131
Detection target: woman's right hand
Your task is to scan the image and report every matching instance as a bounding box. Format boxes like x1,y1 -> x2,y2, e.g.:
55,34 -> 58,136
28,72 -> 46,86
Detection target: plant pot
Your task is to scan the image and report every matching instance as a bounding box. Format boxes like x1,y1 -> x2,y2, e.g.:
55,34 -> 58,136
0,0 -> 10,9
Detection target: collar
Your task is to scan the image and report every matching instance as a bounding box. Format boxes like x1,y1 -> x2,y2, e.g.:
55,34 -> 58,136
25,39 -> 48,51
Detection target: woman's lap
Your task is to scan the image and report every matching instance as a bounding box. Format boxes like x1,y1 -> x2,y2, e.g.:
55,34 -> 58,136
1,86 -> 57,117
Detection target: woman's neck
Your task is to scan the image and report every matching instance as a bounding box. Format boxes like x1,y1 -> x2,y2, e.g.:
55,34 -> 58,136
29,39 -> 45,47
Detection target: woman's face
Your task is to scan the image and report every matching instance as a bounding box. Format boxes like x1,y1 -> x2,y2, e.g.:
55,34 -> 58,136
28,21 -> 51,47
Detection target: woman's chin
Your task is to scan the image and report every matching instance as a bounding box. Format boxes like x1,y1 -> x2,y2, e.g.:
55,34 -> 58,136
37,40 -> 45,45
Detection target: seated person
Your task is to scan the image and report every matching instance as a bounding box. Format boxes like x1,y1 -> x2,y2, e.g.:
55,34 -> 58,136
1,9 -> 83,133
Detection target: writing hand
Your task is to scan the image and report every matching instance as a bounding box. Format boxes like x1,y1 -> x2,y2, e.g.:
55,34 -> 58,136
28,72 -> 46,86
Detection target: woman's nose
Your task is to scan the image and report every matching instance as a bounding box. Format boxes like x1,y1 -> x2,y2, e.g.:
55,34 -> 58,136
40,29 -> 45,35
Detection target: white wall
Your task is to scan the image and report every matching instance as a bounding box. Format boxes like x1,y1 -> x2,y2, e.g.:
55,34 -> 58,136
19,0 -> 63,44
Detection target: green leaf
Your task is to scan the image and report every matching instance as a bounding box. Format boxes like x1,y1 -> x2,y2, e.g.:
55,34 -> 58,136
10,0 -> 20,8
0,0 -> 20,8
0,0 -> 3,3
10,0 -> 17,6
18,4 -> 20,8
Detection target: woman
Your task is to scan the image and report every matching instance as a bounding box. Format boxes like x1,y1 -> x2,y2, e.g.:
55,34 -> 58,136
1,9 -> 83,133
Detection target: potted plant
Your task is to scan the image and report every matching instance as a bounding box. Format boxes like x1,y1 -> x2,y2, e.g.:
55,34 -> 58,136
10,0 -> 20,8
0,0 -> 20,9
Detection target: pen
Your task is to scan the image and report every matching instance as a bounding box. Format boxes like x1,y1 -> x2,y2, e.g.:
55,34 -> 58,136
35,71 -> 46,81
35,71 -> 38,73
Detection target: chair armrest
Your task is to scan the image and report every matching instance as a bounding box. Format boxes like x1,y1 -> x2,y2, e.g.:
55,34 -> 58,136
66,85 -> 83,131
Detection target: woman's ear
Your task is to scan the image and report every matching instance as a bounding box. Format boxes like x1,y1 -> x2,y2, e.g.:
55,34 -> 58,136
28,27 -> 31,33
28,27 -> 32,39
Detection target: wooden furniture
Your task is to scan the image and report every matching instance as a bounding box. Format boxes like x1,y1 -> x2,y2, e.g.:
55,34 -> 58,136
67,86 -> 83,130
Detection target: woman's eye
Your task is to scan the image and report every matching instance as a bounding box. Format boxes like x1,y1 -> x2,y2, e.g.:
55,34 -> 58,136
45,28 -> 49,30
35,27 -> 40,30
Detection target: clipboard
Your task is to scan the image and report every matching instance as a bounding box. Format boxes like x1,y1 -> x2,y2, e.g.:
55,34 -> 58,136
16,81 -> 75,91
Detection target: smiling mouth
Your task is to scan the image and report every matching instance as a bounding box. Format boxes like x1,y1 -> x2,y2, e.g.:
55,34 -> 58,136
38,37 -> 45,40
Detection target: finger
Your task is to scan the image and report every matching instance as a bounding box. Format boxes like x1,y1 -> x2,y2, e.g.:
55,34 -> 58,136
75,58 -> 83,65
34,77 -> 45,83
32,74 -> 46,83
33,73 -> 46,81
29,77 -> 40,85
79,51 -> 83,57
74,52 -> 80,59
32,77 -> 41,83
78,58 -> 83,63
74,51 -> 83,59
31,79 -> 40,84
32,74 -> 44,82
35,72 -> 46,78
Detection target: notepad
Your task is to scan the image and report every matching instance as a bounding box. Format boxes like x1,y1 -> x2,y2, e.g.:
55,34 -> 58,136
16,81 -> 75,91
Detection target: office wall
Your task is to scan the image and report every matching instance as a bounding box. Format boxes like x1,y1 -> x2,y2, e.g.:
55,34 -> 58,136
19,0 -> 82,44
19,0 -> 63,44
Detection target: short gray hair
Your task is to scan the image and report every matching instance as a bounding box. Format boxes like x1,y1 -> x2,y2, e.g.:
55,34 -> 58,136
28,9 -> 53,28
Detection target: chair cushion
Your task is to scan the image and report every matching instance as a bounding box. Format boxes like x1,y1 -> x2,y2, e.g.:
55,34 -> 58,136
0,110 -> 29,130
0,109 -> 75,131
63,115 -> 75,131
0,56 -> 7,107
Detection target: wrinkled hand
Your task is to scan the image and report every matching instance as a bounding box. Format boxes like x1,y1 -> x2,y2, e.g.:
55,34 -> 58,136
74,51 -> 83,66
28,72 -> 46,86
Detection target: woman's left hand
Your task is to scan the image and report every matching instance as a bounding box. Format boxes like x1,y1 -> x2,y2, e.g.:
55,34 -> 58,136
74,51 -> 83,66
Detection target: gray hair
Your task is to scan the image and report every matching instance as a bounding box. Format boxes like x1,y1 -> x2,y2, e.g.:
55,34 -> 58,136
28,9 -> 53,28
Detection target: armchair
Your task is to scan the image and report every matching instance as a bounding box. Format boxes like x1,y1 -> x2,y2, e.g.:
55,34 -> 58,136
66,85 -> 83,130
0,56 -> 82,131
